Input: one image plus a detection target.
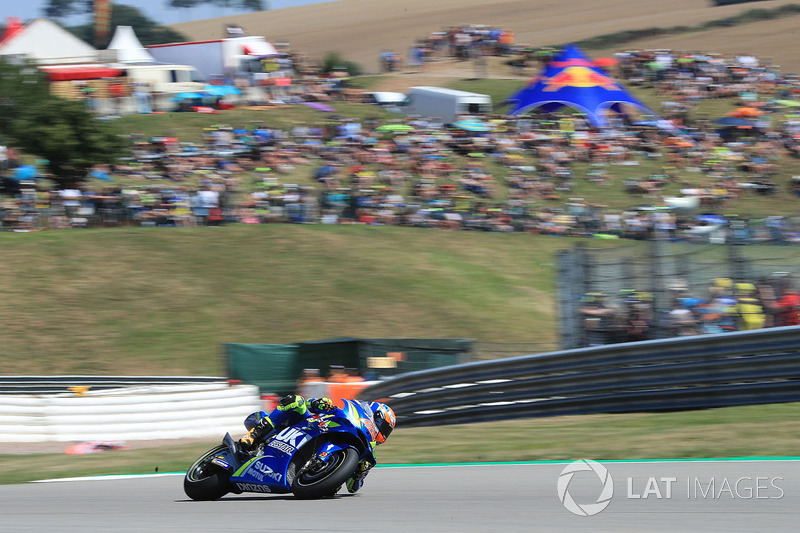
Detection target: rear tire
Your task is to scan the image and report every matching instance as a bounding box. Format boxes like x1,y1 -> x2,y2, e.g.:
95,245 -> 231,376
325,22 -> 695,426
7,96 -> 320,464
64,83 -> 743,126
184,445 -> 231,501
291,447 -> 359,499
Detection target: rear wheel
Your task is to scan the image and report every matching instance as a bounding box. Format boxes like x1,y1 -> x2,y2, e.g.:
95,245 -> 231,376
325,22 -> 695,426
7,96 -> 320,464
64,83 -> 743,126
291,447 -> 359,499
184,445 -> 231,501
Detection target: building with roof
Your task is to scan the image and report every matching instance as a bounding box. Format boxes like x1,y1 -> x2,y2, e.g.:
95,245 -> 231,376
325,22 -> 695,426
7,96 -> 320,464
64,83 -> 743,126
0,18 -> 99,65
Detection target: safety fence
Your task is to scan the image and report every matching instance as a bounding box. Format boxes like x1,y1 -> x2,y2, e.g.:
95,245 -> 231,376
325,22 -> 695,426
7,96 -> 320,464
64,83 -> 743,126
558,240 -> 800,348
0,382 -> 261,443
357,325 -> 800,427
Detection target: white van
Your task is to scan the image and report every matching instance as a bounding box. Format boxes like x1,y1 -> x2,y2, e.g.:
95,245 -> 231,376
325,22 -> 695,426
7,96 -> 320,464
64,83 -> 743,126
364,91 -> 407,106
118,64 -> 205,94
401,86 -> 492,123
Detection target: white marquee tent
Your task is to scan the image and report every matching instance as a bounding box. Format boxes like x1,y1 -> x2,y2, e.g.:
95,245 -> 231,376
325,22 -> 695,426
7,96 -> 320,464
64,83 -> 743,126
107,25 -> 154,64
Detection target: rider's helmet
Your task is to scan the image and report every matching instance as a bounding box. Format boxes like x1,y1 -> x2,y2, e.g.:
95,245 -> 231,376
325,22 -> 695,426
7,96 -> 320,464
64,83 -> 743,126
369,402 -> 396,444
243,411 -> 269,431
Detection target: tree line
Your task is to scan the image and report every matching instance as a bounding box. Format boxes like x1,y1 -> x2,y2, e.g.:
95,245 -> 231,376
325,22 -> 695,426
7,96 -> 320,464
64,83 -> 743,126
0,1 -> 270,185
43,1 -> 267,47
0,59 -> 126,185
45,0 -> 266,20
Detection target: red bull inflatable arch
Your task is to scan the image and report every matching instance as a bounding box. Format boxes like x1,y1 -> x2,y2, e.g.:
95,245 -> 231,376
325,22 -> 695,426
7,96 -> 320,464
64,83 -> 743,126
507,44 -> 657,128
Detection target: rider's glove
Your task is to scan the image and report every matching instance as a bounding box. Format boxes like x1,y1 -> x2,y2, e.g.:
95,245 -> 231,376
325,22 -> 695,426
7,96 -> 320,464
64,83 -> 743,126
279,394 -> 304,409
310,397 -> 336,412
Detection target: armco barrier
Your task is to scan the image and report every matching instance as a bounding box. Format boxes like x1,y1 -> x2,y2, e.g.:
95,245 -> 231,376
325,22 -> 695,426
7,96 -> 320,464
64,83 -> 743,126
357,326 -> 800,427
0,382 -> 261,443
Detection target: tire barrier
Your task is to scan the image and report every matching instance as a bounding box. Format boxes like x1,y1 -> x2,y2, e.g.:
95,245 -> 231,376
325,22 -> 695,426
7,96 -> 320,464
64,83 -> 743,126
0,382 -> 261,442
358,326 -> 800,427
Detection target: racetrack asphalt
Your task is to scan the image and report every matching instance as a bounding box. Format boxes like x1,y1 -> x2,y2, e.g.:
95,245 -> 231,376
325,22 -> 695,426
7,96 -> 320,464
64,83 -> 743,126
1,460 -> 799,532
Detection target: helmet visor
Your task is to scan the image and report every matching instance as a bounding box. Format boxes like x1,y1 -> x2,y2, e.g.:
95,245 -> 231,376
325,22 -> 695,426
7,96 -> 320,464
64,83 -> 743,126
374,415 -> 394,443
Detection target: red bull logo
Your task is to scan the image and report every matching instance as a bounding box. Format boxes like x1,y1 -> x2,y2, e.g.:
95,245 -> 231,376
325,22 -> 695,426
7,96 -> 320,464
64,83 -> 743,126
541,66 -> 620,92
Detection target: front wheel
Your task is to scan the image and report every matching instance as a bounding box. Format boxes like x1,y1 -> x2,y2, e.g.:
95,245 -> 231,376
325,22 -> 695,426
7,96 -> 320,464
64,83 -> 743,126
184,444 -> 231,501
292,447 -> 359,499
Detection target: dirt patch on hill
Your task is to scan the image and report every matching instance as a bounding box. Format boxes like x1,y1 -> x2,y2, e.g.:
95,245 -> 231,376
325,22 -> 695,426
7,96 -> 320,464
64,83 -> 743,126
171,0 -> 800,73
592,14 -> 800,74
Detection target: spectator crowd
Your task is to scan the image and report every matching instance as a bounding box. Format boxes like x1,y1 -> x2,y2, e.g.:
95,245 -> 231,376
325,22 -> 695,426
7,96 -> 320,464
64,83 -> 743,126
3,44 -> 800,245
579,273 -> 800,346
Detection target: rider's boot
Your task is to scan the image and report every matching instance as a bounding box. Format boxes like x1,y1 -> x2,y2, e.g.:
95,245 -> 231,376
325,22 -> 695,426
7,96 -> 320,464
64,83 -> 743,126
240,417 -> 275,451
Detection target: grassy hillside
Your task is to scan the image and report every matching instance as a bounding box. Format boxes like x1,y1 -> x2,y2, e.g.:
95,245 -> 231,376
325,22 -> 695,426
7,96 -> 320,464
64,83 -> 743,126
37,64 -> 800,378
0,225 -> 597,376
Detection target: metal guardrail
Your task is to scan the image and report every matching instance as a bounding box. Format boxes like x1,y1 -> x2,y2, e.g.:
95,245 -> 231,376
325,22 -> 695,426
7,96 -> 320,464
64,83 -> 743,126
358,326 -> 800,427
0,376 -> 229,395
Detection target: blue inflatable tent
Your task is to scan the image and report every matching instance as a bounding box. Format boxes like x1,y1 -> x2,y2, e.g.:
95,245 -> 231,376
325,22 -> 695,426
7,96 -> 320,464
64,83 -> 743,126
507,44 -> 657,128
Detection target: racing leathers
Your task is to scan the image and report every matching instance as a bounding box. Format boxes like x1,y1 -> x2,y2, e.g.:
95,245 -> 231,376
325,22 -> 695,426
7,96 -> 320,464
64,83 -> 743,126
239,394 -> 376,494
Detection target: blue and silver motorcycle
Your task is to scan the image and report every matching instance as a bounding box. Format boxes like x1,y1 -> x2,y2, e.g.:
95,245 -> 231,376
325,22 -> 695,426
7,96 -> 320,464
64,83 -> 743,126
183,399 -> 379,500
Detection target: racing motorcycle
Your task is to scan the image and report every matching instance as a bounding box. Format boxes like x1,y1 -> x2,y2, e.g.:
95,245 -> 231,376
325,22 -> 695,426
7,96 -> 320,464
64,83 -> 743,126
183,399 -> 379,500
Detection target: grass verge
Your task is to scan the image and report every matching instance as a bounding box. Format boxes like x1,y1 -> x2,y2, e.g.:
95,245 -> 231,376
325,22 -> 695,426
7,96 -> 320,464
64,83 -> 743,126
111,102 -> 394,143
3,402 -> 798,485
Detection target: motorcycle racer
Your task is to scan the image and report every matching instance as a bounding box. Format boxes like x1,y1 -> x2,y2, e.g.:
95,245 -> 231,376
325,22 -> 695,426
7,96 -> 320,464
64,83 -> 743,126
240,394 -> 396,494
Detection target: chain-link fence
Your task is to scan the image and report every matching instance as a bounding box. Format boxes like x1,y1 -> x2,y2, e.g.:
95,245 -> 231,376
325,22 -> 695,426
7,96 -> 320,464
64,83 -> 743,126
557,239 -> 800,349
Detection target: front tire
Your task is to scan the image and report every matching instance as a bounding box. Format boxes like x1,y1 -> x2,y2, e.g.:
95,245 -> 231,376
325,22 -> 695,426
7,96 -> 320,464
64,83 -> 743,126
184,445 -> 231,501
291,447 -> 359,499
